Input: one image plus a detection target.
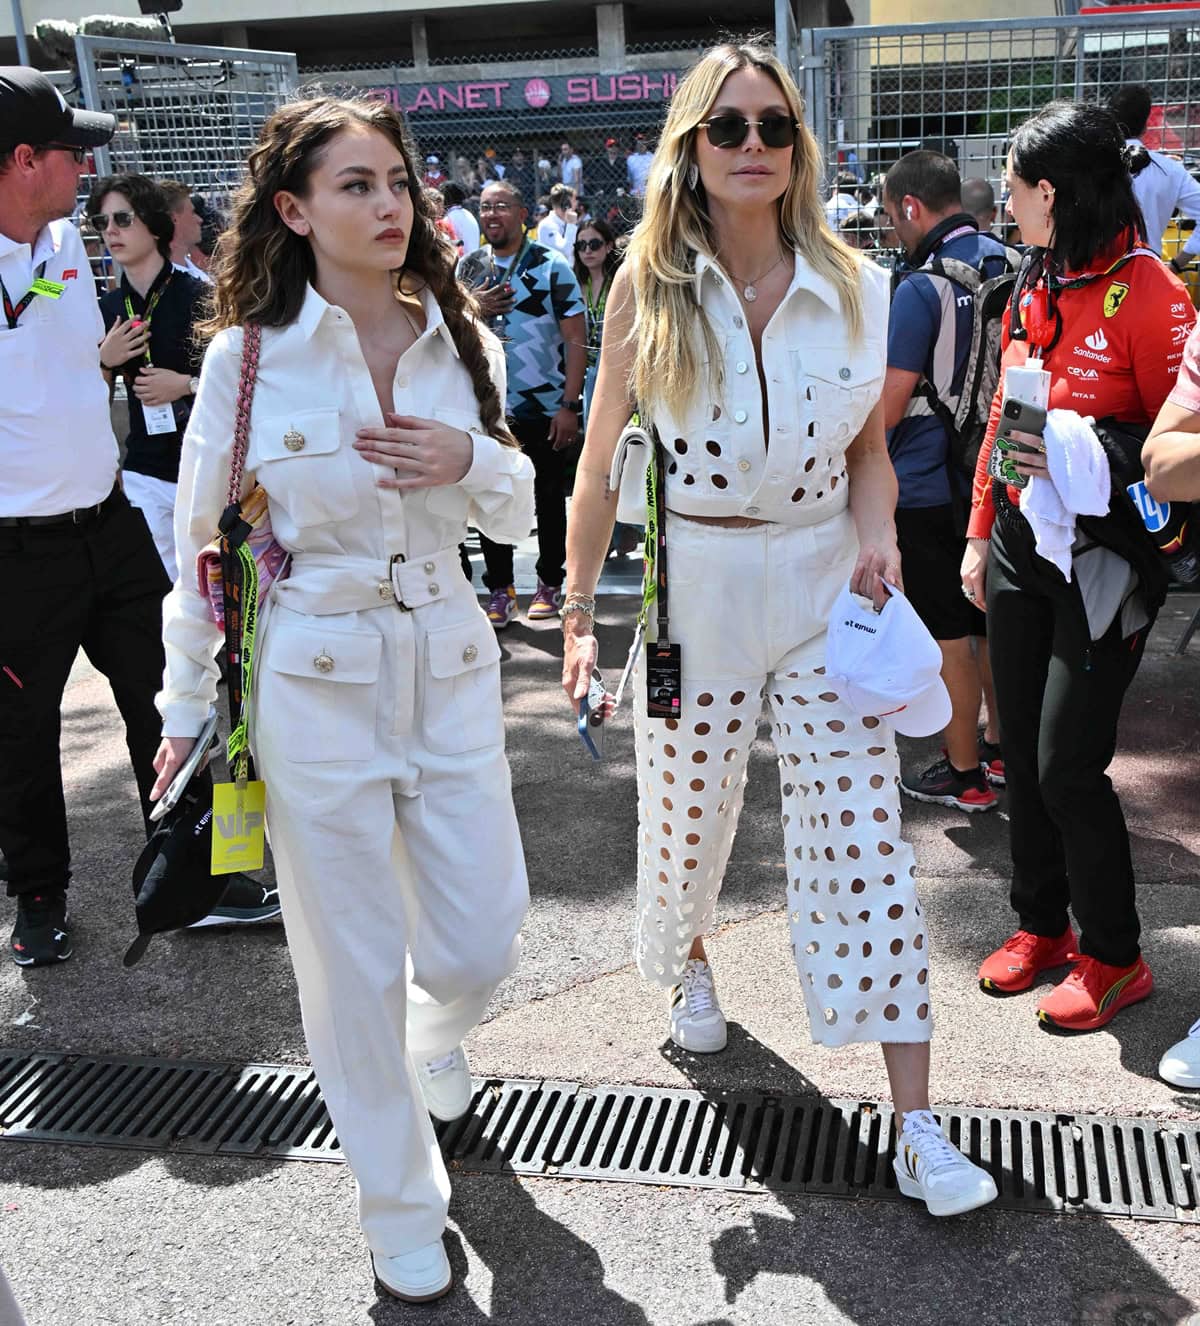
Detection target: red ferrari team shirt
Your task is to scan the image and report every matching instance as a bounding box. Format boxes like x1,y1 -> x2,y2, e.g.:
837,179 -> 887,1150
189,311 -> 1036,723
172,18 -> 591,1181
969,242 -> 1196,540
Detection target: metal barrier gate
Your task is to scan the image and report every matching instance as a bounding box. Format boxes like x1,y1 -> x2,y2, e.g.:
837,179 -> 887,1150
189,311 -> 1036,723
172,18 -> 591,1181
73,34 -> 298,195
802,10 -> 1200,204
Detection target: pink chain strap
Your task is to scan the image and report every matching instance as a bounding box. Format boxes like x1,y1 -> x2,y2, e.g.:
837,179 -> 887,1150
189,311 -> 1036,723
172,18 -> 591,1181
226,322 -> 262,507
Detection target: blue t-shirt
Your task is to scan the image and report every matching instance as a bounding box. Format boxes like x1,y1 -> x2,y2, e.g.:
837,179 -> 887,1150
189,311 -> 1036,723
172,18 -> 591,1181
886,230 -> 1010,508
459,241 -> 585,420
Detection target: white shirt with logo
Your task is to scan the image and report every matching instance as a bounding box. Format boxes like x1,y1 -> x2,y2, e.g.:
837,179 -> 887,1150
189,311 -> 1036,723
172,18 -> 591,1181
0,220 -> 119,516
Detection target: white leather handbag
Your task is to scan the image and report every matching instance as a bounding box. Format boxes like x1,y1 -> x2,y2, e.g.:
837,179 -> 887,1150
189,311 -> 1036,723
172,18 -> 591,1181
607,421 -> 655,525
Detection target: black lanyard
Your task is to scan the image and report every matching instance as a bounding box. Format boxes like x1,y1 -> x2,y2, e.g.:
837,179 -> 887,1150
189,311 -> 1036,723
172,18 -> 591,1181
0,262 -> 48,330
653,432 -> 670,644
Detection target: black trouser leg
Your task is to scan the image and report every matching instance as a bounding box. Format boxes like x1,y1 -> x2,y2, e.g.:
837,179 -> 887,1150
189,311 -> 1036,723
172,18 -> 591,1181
478,415 -> 564,591
986,529 -> 1069,937
989,513 -> 1148,966
79,498 -> 170,834
0,524 -> 87,898
520,417 -> 568,588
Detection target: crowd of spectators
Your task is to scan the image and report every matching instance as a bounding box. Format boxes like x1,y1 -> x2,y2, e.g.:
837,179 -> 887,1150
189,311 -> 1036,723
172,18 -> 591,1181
418,132 -> 655,257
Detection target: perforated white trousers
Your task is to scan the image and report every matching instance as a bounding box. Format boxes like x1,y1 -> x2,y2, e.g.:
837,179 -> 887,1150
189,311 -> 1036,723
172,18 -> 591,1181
633,512 -> 932,1047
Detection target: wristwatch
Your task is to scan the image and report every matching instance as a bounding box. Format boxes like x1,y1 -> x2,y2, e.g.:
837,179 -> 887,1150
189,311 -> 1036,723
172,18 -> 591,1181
189,375 -> 201,396
564,398 -> 582,414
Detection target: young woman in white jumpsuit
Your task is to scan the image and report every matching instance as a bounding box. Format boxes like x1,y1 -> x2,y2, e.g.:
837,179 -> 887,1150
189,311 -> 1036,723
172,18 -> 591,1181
151,97 -> 534,1302
563,42 -> 998,1218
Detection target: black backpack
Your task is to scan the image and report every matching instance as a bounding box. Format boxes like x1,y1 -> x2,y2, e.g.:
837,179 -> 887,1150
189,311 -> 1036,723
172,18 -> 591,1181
900,245 -> 1022,482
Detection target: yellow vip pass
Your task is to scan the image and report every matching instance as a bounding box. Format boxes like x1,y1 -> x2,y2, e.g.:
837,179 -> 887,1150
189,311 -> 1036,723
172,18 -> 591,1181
29,277 -> 66,299
211,780 -> 267,873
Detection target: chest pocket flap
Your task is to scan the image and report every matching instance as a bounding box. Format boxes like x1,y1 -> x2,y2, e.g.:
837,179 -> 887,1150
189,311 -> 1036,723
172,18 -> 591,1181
800,346 -> 883,389
251,407 -> 359,527
254,407 -> 342,462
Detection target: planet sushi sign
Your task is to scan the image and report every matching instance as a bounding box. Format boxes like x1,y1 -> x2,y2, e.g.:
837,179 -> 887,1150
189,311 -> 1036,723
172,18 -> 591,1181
368,70 -> 680,116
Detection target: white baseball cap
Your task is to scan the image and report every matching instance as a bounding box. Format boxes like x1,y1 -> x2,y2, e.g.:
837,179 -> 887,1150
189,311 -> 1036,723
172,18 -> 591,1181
824,581 -> 951,738
426,154 -> 439,164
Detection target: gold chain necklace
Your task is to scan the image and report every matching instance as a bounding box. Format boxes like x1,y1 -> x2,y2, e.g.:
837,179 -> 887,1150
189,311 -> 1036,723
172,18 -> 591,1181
723,250 -> 789,303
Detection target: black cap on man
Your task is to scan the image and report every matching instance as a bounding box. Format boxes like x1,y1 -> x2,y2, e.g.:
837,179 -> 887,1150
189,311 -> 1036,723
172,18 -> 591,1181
0,66 -> 114,155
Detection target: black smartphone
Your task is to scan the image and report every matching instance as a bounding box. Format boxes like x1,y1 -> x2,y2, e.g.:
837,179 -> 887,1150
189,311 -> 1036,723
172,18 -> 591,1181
988,397 -> 1047,488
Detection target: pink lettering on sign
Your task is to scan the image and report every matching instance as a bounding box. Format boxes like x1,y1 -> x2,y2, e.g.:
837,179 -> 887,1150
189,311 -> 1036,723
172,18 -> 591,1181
566,73 -> 679,105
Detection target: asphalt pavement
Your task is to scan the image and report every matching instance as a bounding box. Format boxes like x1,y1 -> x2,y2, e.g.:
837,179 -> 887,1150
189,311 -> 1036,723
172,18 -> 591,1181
1,545 -> 1198,1326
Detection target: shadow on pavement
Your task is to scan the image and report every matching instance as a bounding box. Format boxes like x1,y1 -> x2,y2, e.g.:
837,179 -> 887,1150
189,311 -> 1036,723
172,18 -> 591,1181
367,1180 -> 653,1325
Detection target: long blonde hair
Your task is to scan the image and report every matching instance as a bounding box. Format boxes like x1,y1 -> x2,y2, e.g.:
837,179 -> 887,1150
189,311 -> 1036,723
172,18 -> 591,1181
627,41 -> 864,417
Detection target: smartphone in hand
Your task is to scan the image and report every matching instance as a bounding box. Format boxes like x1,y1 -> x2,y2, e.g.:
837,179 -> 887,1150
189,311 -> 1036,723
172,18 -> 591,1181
987,397 -> 1047,489
577,668 -> 607,760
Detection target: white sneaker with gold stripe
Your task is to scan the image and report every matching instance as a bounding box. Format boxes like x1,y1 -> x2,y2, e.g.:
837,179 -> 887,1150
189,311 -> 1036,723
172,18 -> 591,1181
894,1110 -> 998,1217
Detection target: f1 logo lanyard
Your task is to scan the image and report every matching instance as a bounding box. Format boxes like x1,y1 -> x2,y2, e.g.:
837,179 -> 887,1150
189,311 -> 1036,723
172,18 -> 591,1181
0,262 -> 50,330
123,278 -> 170,365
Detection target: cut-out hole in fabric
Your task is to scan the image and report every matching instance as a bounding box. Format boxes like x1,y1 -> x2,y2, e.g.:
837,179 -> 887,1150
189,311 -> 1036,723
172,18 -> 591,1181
695,721 -> 711,736
706,440 -> 721,456
792,487 -> 806,503
690,777 -> 705,791
674,438 -> 688,453
711,474 -> 728,489
698,693 -> 714,707
683,473 -> 696,485
884,1004 -> 900,1021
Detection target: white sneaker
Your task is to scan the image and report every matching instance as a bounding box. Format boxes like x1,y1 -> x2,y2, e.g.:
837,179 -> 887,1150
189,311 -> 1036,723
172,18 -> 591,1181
372,1241 -> 452,1302
668,958 -> 728,1053
894,1110 -> 998,1217
1159,1017 -> 1200,1089
416,1046 -> 473,1122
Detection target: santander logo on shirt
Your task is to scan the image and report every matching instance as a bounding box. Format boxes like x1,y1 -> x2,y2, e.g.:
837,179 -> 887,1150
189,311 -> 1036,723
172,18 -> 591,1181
1073,327 -> 1112,364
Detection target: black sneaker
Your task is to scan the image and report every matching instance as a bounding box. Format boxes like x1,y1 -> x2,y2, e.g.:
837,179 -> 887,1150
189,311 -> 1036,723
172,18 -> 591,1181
10,890 -> 73,967
979,738 -> 1006,788
901,756 -> 998,813
186,873 -> 282,929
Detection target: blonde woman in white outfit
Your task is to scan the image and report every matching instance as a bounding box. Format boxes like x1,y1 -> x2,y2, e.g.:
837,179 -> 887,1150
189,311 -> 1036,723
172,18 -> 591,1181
562,43 -> 997,1218
150,98 -> 534,1302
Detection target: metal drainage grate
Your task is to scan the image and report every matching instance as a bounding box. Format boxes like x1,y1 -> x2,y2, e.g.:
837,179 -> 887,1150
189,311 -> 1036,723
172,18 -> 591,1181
1,1050 -> 1197,1222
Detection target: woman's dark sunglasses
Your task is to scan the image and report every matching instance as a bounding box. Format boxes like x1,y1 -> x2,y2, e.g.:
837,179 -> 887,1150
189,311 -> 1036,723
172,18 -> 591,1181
699,113 -> 798,150
89,211 -> 135,233
575,237 -> 607,252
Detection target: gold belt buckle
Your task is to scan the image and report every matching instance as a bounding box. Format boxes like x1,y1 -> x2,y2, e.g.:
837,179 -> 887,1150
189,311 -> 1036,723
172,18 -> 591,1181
389,553 -> 412,611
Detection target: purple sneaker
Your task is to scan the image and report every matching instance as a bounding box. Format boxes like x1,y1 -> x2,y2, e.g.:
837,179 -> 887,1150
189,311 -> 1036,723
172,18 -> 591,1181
526,581 -> 562,621
485,585 -> 517,629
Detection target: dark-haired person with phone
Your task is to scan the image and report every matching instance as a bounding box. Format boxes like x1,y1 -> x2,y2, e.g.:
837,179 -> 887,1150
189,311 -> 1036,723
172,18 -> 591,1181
962,101 -> 1195,1033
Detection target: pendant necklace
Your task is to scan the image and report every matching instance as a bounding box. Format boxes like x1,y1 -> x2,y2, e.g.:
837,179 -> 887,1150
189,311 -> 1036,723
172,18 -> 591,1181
724,250 -> 789,303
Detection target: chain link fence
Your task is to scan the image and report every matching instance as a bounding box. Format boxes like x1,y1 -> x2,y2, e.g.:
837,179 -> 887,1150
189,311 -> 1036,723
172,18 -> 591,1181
802,10 -> 1200,267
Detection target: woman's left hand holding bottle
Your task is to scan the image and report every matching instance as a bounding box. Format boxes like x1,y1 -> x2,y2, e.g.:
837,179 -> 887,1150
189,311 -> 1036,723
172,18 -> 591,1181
353,414 -> 473,489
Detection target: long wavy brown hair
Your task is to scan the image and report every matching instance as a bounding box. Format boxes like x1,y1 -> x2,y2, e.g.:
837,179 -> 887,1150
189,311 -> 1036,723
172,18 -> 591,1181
201,94 -> 514,447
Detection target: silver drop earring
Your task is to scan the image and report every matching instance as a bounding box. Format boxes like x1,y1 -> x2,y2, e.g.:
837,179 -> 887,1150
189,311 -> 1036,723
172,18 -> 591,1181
687,162 -> 699,189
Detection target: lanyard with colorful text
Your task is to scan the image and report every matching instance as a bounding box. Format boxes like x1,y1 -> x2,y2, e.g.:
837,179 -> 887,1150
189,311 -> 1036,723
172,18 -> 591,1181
124,276 -> 170,365
0,263 -> 50,329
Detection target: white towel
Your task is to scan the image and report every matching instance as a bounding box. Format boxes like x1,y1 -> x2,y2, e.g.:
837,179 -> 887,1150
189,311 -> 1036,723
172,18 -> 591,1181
1018,409 -> 1111,580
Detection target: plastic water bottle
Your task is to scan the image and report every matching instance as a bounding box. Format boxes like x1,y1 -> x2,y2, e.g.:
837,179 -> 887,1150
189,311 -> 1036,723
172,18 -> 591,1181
1127,481 -> 1200,584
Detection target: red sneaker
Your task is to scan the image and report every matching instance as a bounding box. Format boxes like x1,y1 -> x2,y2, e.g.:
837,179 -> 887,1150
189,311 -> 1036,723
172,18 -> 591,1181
1037,955 -> 1153,1032
978,926 -> 1076,995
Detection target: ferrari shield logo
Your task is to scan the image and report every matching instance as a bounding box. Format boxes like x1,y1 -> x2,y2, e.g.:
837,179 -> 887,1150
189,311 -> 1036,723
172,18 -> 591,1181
1103,282 -> 1130,318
